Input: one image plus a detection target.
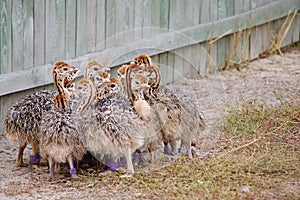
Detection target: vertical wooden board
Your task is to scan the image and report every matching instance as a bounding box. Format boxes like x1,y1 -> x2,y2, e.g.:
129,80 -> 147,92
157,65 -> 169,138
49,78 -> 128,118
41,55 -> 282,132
45,0 -> 57,63
133,0 -> 144,40
183,0 -> 200,77
167,51 -> 175,83
169,0 -> 186,30
208,0 -> 218,73
95,0 -> 106,51
210,0 -> 218,22
76,0 -> 87,56
157,52 -> 168,84
34,0 -> 45,66
65,0 -> 76,59
187,43 -> 202,76
208,42 -> 218,73
142,0 -> 152,38
199,0 -> 211,23
233,0 -> 244,64
249,26 -> 259,59
199,42 -> 208,76
115,0 -> 134,45
173,47 -> 184,81
55,0 -> 66,60
199,0 -> 210,75
0,0 -> 12,74
250,23 -> 271,59
224,0 -> 235,67
159,0 -> 169,32
216,0 -> 227,70
0,95 -> 12,134
12,0 -> 24,71
151,0 -> 160,35
234,0 -> 243,14
283,13 -> 300,47
226,0 -> 235,17
250,0 -> 258,9
169,0 -> 185,81
243,0 -> 251,12
23,0 -> 34,69
292,15 -> 300,43
105,0 -> 116,48
86,0 -> 97,52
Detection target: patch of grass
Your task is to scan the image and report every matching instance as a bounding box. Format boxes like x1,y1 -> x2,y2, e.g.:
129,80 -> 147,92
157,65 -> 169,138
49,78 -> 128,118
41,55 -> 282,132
75,95 -> 299,199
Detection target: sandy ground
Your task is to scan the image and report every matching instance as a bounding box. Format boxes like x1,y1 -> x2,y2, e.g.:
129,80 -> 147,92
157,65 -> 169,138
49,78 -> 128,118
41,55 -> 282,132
0,49 -> 299,199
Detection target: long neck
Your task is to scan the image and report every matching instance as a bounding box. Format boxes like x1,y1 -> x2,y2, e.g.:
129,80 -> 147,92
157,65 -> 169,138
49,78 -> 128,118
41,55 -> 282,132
148,66 -> 161,96
53,71 -> 65,94
53,71 -> 70,110
77,81 -> 96,113
125,69 -> 136,103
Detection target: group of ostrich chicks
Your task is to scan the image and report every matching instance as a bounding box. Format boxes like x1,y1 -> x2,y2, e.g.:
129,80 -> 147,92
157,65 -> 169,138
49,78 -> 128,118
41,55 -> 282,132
5,54 -> 205,179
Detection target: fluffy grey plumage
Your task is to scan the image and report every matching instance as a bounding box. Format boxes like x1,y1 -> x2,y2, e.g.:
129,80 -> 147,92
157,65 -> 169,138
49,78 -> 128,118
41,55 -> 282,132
149,86 -> 206,157
80,91 -> 158,174
5,90 -> 56,166
39,107 -> 86,164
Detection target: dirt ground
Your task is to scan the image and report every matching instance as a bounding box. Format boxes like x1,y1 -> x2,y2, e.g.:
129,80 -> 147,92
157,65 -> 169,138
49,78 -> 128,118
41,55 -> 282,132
0,47 -> 299,199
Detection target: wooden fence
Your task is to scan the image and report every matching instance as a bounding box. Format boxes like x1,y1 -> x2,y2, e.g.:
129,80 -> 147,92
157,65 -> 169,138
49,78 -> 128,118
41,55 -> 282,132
0,0 -> 300,133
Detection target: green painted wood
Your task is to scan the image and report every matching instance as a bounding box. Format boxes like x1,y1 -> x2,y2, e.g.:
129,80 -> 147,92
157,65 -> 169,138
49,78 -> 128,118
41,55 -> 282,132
55,0 -> 66,60
76,0 -> 87,56
198,42 -> 208,76
12,0 -> 25,71
158,52 -> 171,85
0,0 -> 12,74
65,0 -> 76,59
22,0 -> 34,69
34,0 -> 45,66
142,0 -> 152,38
86,0 -> 97,52
45,0 -> 57,63
159,0 -> 169,32
105,0 -> 116,48
199,0 -> 210,75
169,0 -> 187,81
0,0 -> 299,96
133,0 -> 144,40
182,0 -> 200,77
151,0 -> 161,35
95,0 -> 106,51
292,15 -> 300,43
115,0 -> 134,45
167,51 -> 175,83
216,0 -> 227,70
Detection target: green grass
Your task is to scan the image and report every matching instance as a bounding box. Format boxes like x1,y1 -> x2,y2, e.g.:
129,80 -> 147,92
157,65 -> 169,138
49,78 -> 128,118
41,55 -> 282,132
75,95 -> 300,199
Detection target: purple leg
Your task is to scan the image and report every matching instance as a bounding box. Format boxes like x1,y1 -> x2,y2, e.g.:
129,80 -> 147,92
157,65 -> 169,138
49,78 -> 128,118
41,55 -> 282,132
29,153 -> 40,165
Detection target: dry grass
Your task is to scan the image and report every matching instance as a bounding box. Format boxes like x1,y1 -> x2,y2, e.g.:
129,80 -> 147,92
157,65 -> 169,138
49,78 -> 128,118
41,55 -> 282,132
69,94 -> 300,199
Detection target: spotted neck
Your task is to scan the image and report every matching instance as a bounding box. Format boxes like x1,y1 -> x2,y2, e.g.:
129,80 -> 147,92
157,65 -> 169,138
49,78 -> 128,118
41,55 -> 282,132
144,65 -> 161,97
53,71 -> 70,110
125,65 -> 143,102
74,79 -> 96,113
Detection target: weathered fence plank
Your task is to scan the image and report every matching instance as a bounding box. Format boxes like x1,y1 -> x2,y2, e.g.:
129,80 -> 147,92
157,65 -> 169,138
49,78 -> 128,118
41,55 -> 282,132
45,0 -> 57,63
0,0 -> 12,74
12,0 -> 25,71
34,0 -> 45,66
76,0 -> 88,56
95,0 -> 106,51
65,0 -> 76,59
23,0 -> 34,69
